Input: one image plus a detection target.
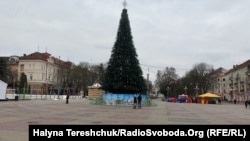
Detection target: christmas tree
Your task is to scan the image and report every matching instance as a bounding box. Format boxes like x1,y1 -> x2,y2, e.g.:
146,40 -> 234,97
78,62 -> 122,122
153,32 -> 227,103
102,7 -> 147,94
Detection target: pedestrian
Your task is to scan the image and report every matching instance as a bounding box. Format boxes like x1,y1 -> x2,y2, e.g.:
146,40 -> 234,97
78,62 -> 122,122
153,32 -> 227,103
133,95 -> 137,109
245,100 -> 248,109
234,99 -> 236,104
66,90 -> 69,104
65,86 -> 70,104
218,98 -> 221,104
66,94 -> 69,104
137,94 -> 142,109
66,88 -> 69,104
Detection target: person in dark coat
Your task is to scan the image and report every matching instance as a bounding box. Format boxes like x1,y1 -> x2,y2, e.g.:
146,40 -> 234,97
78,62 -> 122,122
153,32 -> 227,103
133,95 -> 137,109
245,100 -> 248,109
137,94 -> 142,109
218,98 -> 221,104
65,87 -> 69,104
66,94 -> 69,104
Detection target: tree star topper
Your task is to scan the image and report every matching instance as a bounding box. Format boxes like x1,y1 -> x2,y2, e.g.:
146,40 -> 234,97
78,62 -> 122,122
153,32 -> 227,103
123,0 -> 127,9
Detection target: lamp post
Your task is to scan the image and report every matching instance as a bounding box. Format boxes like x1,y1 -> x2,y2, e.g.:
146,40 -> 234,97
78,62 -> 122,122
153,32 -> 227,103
184,86 -> 188,95
195,85 -> 199,96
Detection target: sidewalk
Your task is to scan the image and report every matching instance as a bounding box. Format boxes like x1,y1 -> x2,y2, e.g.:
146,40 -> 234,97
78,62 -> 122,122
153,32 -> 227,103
0,97 -> 250,141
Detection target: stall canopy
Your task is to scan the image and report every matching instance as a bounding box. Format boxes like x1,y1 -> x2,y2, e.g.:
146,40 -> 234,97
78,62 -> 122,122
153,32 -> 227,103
198,92 -> 221,98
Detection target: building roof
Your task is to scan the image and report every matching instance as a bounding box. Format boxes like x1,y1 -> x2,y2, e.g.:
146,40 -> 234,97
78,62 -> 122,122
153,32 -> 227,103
19,52 -> 50,61
19,51 -> 74,67
225,59 -> 250,75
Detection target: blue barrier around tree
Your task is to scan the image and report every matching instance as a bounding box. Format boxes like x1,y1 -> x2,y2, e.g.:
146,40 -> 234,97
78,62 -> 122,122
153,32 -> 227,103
102,93 -> 147,106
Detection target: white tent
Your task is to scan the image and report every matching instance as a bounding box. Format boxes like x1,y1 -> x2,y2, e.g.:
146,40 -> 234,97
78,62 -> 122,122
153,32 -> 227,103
0,80 -> 7,100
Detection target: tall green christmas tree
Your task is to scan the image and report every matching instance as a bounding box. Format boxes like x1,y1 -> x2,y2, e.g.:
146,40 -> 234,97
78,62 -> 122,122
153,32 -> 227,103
102,4 -> 147,94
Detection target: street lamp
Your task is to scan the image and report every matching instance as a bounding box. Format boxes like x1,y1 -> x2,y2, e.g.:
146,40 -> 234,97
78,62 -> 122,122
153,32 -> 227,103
194,85 -> 199,96
184,86 -> 188,95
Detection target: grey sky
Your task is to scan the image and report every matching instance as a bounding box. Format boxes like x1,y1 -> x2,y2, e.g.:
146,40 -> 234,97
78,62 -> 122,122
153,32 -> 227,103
1,0 -> 250,82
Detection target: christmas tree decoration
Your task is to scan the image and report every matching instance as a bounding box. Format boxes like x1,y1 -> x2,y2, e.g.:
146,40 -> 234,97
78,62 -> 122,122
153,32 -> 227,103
102,3 -> 147,95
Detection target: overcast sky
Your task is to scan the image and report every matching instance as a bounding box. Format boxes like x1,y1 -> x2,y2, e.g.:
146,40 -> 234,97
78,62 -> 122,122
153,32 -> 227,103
1,0 -> 250,83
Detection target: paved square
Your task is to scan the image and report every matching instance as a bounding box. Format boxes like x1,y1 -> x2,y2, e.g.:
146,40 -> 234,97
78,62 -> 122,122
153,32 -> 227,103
0,97 -> 250,141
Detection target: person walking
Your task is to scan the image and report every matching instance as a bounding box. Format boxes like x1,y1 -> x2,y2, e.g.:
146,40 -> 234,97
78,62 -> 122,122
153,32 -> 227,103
65,87 -> 69,104
133,95 -> 137,109
245,100 -> 248,109
137,94 -> 142,109
234,99 -> 237,104
218,98 -> 221,104
66,93 -> 69,104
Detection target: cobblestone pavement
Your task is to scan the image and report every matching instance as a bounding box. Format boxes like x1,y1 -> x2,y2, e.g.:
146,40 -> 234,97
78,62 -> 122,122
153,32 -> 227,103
0,97 -> 250,141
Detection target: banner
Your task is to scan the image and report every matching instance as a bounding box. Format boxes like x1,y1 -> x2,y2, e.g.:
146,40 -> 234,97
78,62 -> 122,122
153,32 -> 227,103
29,125 -> 250,140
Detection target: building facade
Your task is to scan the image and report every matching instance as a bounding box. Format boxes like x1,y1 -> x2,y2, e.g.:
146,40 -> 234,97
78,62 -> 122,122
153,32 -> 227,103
215,60 -> 250,102
18,52 -> 74,95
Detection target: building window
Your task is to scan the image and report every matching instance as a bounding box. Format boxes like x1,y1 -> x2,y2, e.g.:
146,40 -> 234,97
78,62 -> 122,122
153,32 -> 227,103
30,74 -> 33,80
41,65 -> 45,71
20,64 -> 24,71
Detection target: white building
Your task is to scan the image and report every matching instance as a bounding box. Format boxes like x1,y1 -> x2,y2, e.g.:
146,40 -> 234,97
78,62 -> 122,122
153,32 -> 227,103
215,60 -> 250,102
18,52 -> 74,94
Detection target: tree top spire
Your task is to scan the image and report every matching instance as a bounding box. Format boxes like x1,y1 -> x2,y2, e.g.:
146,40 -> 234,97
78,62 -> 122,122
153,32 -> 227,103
122,0 -> 127,9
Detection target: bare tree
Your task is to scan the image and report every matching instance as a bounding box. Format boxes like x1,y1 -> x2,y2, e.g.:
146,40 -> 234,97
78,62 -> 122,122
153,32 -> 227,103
155,67 -> 178,97
68,62 -> 107,96
184,62 -> 214,94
